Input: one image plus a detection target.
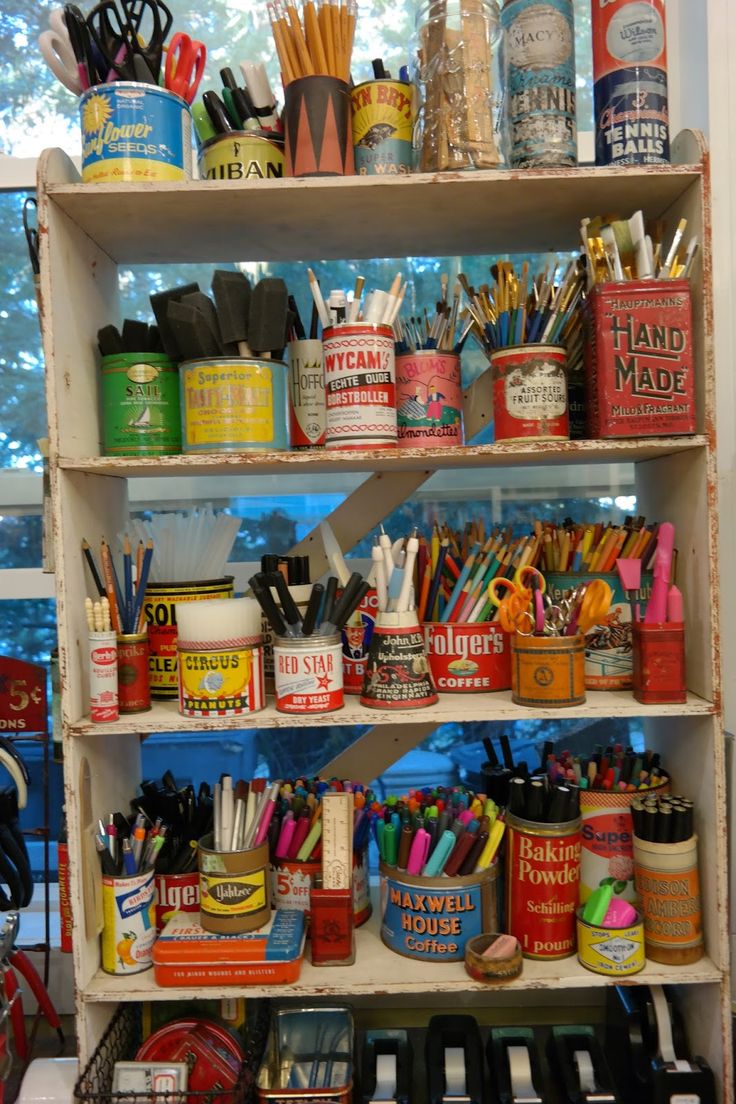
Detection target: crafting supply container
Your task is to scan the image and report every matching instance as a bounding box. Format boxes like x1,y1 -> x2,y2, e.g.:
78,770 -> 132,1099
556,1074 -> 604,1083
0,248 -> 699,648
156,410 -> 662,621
351,79 -> 415,175
423,622 -> 511,692
511,632 -> 585,708
395,351 -> 463,446
287,339 -> 326,448
273,634 -> 344,714
505,812 -> 581,959
632,621 -> 686,703
379,861 -> 499,960
592,0 -> 669,165
143,577 -> 234,700
80,83 -> 192,184
576,906 -> 645,977
464,933 -> 523,982
100,353 -> 181,457
116,632 -> 151,714
284,76 -> 355,176
323,324 -> 397,448
271,849 -> 371,925
179,357 -> 289,453
88,631 -> 118,724
177,632 -> 265,718
342,587 -> 378,694
198,131 -> 285,180
633,833 -> 703,964
262,583 -> 313,690
155,870 -> 200,932
500,0 -> 577,168
361,611 -> 438,709
257,1007 -> 353,1104
101,869 -> 156,975
198,834 -> 270,935
490,344 -> 568,441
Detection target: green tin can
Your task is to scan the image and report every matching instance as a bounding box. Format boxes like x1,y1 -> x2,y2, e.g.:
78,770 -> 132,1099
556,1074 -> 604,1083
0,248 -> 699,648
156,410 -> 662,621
101,352 -> 181,456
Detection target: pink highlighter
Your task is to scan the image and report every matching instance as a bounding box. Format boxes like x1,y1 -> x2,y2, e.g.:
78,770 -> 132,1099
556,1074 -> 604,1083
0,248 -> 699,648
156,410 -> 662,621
644,522 -> 675,624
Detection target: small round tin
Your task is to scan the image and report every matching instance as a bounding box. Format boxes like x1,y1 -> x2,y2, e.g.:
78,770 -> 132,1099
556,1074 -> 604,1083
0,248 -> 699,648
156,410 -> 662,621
273,633 -> 344,714
464,933 -> 523,983
576,905 -> 645,976
116,632 -> 151,714
101,353 -> 181,456
491,343 -> 569,442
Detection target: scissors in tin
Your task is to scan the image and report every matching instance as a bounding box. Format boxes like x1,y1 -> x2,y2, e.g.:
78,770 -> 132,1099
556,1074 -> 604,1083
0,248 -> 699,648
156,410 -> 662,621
488,565 -> 546,634
85,0 -> 171,83
563,578 -> 612,637
164,32 -> 207,105
38,7 -> 92,94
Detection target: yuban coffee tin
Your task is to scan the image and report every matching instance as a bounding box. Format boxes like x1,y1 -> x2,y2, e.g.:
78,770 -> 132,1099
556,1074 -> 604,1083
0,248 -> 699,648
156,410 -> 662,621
143,577 -> 234,700
198,132 -> 285,180
273,634 -> 344,714
505,812 -> 581,959
423,622 -> 511,693
490,344 -> 569,442
395,351 -> 463,446
101,353 -> 181,456
80,83 -> 192,183
323,324 -> 397,448
179,357 -> 288,453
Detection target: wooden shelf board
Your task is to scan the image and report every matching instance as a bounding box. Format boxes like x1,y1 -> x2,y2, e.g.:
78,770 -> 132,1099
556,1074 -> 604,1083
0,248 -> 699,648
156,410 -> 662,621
57,436 -> 708,478
45,163 -> 702,263
68,689 -> 715,737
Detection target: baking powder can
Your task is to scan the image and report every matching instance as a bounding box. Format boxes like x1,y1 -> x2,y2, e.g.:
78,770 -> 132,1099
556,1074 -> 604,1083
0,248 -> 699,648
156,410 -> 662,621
395,351 -> 463,446
101,869 -> 156,975
287,339 -> 326,448
177,635 -> 265,717
273,633 -> 344,714
143,577 -> 234,700
88,631 -> 118,723
117,632 -> 151,714
323,324 -> 397,449
491,344 -> 568,442
505,812 -> 581,959
592,0 -> 669,165
501,0 -> 577,168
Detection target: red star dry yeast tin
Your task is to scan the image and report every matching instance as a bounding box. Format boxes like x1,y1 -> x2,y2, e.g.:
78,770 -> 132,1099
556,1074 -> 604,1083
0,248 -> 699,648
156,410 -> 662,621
273,633 -> 344,714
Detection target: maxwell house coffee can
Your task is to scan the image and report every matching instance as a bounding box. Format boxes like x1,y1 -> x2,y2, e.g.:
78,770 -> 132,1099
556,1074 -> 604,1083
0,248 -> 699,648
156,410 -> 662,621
592,0 -> 669,166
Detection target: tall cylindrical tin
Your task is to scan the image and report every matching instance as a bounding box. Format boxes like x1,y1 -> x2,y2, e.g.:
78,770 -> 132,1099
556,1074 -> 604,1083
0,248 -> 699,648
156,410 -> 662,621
101,353 -> 181,457
500,0 -> 577,168
511,632 -> 585,707
177,634 -> 265,717
633,833 -> 703,964
323,324 -> 397,449
395,351 -> 463,446
198,131 -> 285,180
505,812 -> 581,959
287,339 -> 326,448
490,344 -> 568,442
273,634 -> 344,714
88,631 -> 118,724
155,870 -> 200,932
143,577 -> 234,700
423,622 -> 511,693
351,80 -> 415,176
179,357 -> 289,453
591,0 -> 669,166
632,621 -> 686,704
361,611 -> 438,709
341,588 -> 378,695
576,906 -> 645,977
101,869 -> 156,974
198,835 -> 270,934
116,632 -> 151,714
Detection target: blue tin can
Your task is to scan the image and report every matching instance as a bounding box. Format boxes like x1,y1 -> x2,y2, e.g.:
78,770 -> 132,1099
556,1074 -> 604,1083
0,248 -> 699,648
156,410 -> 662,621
501,0 -> 577,168
180,358 -> 289,453
80,83 -> 193,184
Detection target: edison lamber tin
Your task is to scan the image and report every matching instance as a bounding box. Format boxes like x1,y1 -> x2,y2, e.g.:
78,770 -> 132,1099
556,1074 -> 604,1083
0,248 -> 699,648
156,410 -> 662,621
179,357 -> 288,453
80,83 -> 192,183
505,812 -> 581,959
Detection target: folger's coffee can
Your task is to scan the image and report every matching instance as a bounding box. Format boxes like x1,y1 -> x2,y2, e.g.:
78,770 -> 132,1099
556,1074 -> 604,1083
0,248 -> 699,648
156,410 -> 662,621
505,812 -> 581,959
287,339 -> 326,448
323,324 -> 397,449
490,344 -> 568,442
423,622 -> 511,693
155,871 -> 200,932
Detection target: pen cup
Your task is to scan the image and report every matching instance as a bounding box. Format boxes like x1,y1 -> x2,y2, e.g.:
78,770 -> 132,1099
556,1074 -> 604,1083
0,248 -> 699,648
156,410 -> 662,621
273,633 -> 344,714
323,323 -> 397,449
511,631 -> 586,708
490,344 -> 569,443
101,868 -> 156,975
633,833 -> 703,964
88,630 -> 118,724
198,834 -> 270,935
155,870 -> 200,933
395,350 -> 463,446
116,632 -> 151,714
361,611 -> 438,709
284,75 -> 355,177
632,621 -> 686,703
198,131 -> 285,181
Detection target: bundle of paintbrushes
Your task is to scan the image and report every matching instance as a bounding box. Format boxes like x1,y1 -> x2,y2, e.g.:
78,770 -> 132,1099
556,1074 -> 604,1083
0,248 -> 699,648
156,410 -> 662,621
545,744 -> 668,794
130,772 -> 214,873
195,61 -> 281,142
249,570 -> 371,637
128,506 -> 240,583
393,275 -> 473,354
81,536 -> 153,635
271,777 -> 371,864
269,0 -> 357,84
307,269 -> 405,331
581,210 -> 699,287
460,260 -> 586,353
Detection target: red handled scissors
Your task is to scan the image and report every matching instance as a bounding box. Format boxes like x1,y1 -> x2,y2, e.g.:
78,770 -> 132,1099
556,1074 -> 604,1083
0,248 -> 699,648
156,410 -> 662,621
165,31 -> 206,104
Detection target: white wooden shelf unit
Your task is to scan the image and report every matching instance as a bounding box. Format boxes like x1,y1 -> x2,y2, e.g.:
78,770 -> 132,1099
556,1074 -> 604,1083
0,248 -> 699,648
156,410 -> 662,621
38,129 -> 732,1098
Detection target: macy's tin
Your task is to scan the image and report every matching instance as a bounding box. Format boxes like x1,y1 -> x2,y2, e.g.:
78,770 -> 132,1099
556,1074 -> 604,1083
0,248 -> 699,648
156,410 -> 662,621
179,357 -> 289,453
273,634 -> 344,714
287,339 -> 326,448
101,869 -> 156,975
155,871 -> 200,932
491,344 -> 568,442
143,577 -> 234,700
423,622 -> 511,693
323,324 -> 397,449
395,351 -> 463,446
505,812 -> 581,959
198,131 -> 285,180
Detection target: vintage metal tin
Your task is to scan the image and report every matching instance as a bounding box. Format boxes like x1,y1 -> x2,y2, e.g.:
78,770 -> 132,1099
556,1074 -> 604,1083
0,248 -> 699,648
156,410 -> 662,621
101,353 -> 181,456
491,344 -> 568,442
143,577 -> 234,700
178,634 -> 265,718
155,871 -> 200,932
117,632 -> 151,714
501,0 -> 577,168
179,357 -> 289,453
135,1017 -> 244,1101
287,339 -> 326,448
323,324 -> 397,449
505,812 -> 581,959
198,131 -> 285,180
592,0 -> 669,165
576,906 -> 645,976
423,622 -> 511,693
199,835 -> 271,935
395,351 -> 463,446
633,833 -> 703,964
273,634 -> 344,714
511,632 -> 585,707
584,280 -> 694,438
80,83 -> 192,183
632,621 -> 686,703
341,587 -> 377,695
379,862 -> 498,961
101,869 -> 156,974
361,611 -> 438,709
270,849 -> 371,925
351,79 -> 414,175
88,630 -> 118,723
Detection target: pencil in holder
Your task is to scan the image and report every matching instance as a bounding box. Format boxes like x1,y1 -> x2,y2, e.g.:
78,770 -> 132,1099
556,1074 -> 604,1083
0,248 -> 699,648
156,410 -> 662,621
633,833 -> 703,964
395,350 -> 463,446
116,632 -> 151,714
198,833 -> 270,935
88,631 -> 118,724
284,76 -> 355,177
490,343 -> 569,442
511,631 -> 585,708
632,621 -> 686,703
361,610 -> 438,709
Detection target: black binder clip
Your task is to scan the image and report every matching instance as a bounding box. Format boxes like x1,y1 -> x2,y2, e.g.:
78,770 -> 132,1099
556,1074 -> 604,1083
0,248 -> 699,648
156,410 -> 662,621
545,1026 -> 618,1103
361,1029 -> 412,1104
426,1015 -> 484,1104
487,1027 -> 544,1104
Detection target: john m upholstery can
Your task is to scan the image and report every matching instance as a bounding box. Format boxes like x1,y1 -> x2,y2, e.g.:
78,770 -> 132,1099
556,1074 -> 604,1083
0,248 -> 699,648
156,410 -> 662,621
323,324 -> 397,449
273,634 -> 344,714
505,811 -> 581,959
80,83 -> 192,183
143,577 -> 234,700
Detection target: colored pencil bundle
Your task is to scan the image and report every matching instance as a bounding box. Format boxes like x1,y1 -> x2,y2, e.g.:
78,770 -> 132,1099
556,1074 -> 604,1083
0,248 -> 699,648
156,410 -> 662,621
536,516 -> 659,576
545,744 -> 668,793
582,210 -> 698,286
393,275 -> 472,355
82,535 -> 153,635
269,0 -> 357,85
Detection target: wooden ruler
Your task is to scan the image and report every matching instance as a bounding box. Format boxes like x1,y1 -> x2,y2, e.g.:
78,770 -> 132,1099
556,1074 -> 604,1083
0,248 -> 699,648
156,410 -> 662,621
321,792 -> 353,890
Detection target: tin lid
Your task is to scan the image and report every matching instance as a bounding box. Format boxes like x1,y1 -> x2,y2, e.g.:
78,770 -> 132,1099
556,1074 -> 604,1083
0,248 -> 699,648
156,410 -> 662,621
153,909 -> 306,964
135,1018 -> 243,1098
179,356 -> 286,368
273,633 -> 341,647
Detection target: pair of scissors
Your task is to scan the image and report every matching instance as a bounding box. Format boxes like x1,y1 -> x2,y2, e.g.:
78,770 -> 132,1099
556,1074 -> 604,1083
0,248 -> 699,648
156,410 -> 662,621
38,8 -> 90,94
164,32 -> 207,104
488,566 -> 546,634
86,0 -> 171,83
564,579 -> 612,636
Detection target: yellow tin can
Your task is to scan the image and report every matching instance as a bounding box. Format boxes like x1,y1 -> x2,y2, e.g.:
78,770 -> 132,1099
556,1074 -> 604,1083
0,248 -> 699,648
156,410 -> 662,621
198,132 -> 285,181
101,870 -> 156,975
143,577 -> 234,700
178,635 -> 265,717
576,906 -> 645,977
179,357 -> 289,453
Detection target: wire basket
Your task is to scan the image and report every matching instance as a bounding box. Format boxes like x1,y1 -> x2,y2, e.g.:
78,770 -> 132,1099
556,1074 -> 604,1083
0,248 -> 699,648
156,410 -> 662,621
75,1002 -> 271,1104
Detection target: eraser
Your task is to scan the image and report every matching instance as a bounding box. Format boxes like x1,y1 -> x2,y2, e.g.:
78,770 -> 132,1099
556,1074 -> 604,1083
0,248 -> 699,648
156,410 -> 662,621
603,897 -> 637,928
582,884 -> 613,926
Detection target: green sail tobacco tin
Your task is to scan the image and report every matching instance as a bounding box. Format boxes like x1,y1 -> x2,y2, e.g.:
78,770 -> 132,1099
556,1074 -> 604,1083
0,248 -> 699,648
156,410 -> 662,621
101,352 -> 182,456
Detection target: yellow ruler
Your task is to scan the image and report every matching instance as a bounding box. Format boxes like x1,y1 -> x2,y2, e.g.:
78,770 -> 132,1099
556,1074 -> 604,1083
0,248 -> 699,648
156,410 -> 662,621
321,792 -> 353,890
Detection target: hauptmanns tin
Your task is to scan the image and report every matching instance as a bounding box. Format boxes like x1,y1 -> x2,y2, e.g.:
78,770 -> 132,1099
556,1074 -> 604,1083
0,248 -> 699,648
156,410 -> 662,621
576,906 -> 645,976
271,849 -> 371,924
490,344 -> 569,442
379,861 -> 498,961
423,622 -> 511,693
177,633 -> 265,717
101,869 -> 156,975
198,835 -> 270,935
80,83 -> 192,184
179,357 -> 288,453
505,812 -> 581,959
143,577 -> 234,700
155,871 -> 200,932
273,633 -> 343,714
101,353 -> 181,456
511,632 -> 586,708
323,324 -> 397,448
351,79 -> 414,175
395,351 -> 463,446
198,131 -> 285,180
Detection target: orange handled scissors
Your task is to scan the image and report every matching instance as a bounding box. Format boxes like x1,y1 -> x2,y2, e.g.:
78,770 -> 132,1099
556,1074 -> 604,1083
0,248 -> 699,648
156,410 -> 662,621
565,578 -> 612,636
488,566 -> 545,634
165,31 -> 206,104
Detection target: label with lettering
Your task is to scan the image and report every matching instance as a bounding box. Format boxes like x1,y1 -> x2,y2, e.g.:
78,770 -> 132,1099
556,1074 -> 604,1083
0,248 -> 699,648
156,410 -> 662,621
396,351 -> 462,446
505,816 -> 581,959
143,579 -> 234,699
199,134 -> 284,181
634,845 -> 703,949
101,869 -> 156,975
380,874 -> 489,960
180,358 -> 288,452
492,344 -> 569,442
287,339 -> 326,448
423,622 -> 511,693
80,84 -> 192,183
178,638 -> 265,717
271,851 -> 371,922
351,80 -> 414,176
323,324 -> 397,449
361,624 -> 438,708
155,871 -> 200,932
89,632 -> 119,723
273,638 -> 343,714
342,588 -> 378,694
200,869 -> 267,917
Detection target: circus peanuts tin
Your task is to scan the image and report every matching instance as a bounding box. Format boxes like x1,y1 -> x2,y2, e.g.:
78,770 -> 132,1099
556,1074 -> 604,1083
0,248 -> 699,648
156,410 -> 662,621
80,83 -> 192,183
490,344 -> 569,441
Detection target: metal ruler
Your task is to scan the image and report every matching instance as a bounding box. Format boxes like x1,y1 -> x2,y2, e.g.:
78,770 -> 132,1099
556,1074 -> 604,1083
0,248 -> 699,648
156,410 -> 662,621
321,792 -> 353,890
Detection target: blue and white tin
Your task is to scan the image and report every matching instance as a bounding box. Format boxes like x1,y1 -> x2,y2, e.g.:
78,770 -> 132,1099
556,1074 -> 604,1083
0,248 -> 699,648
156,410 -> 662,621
500,0 -> 577,167
80,83 -> 192,184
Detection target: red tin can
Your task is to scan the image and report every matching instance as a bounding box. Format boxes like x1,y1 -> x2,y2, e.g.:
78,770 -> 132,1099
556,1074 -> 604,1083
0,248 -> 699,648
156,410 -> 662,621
273,633 -> 344,714
116,632 -> 151,714
505,811 -> 581,959
491,344 -> 568,442
342,587 -> 378,694
423,622 -> 511,693
395,351 -> 463,446
584,279 -> 695,438
155,870 -> 200,932
632,621 -> 686,703
323,323 -> 397,449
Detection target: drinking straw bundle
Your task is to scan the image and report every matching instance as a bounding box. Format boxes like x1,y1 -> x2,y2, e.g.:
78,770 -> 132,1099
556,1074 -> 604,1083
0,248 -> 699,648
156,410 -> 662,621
127,506 -> 240,583
269,0 -> 357,84
393,275 -> 473,354
81,536 -> 153,635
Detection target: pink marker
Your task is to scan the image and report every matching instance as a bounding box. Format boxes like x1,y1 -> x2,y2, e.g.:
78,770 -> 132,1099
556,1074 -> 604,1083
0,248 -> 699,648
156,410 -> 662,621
667,584 -> 684,623
275,811 -> 296,859
644,522 -> 675,624
406,829 -> 430,875
253,782 -> 280,847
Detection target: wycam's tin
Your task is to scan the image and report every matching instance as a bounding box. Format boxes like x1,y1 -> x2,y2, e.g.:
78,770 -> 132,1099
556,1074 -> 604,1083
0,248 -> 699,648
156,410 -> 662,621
80,83 -> 192,183
351,80 -> 414,175
143,577 -> 234,700
423,622 -> 511,693
155,871 -> 200,932
88,630 -> 118,724
101,353 -> 181,456
178,634 -> 265,718
179,357 -> 289,453
271,849 -> 371,924
101,869 -> 156,975
505,812 -> 581,959
273,634 -> 344,714
584,280 -> 694,438
323,324 -> 397,449
490,344 -> 568,442
287,339 -> 326,448
395,351 -> 463,446
576,906 -> 645,977
198,132 -> 285,180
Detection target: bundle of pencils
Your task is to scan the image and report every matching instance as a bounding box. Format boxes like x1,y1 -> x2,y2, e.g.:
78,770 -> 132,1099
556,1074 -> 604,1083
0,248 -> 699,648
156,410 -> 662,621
81,536 -> 153,636
271,777 -> 372,863
545,744 -> 668,794
535,516 -> 660,576
307,269 -> 405,331
581,210 -> 698,286
269,0 -> 356,85
394,275 -> 473,355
